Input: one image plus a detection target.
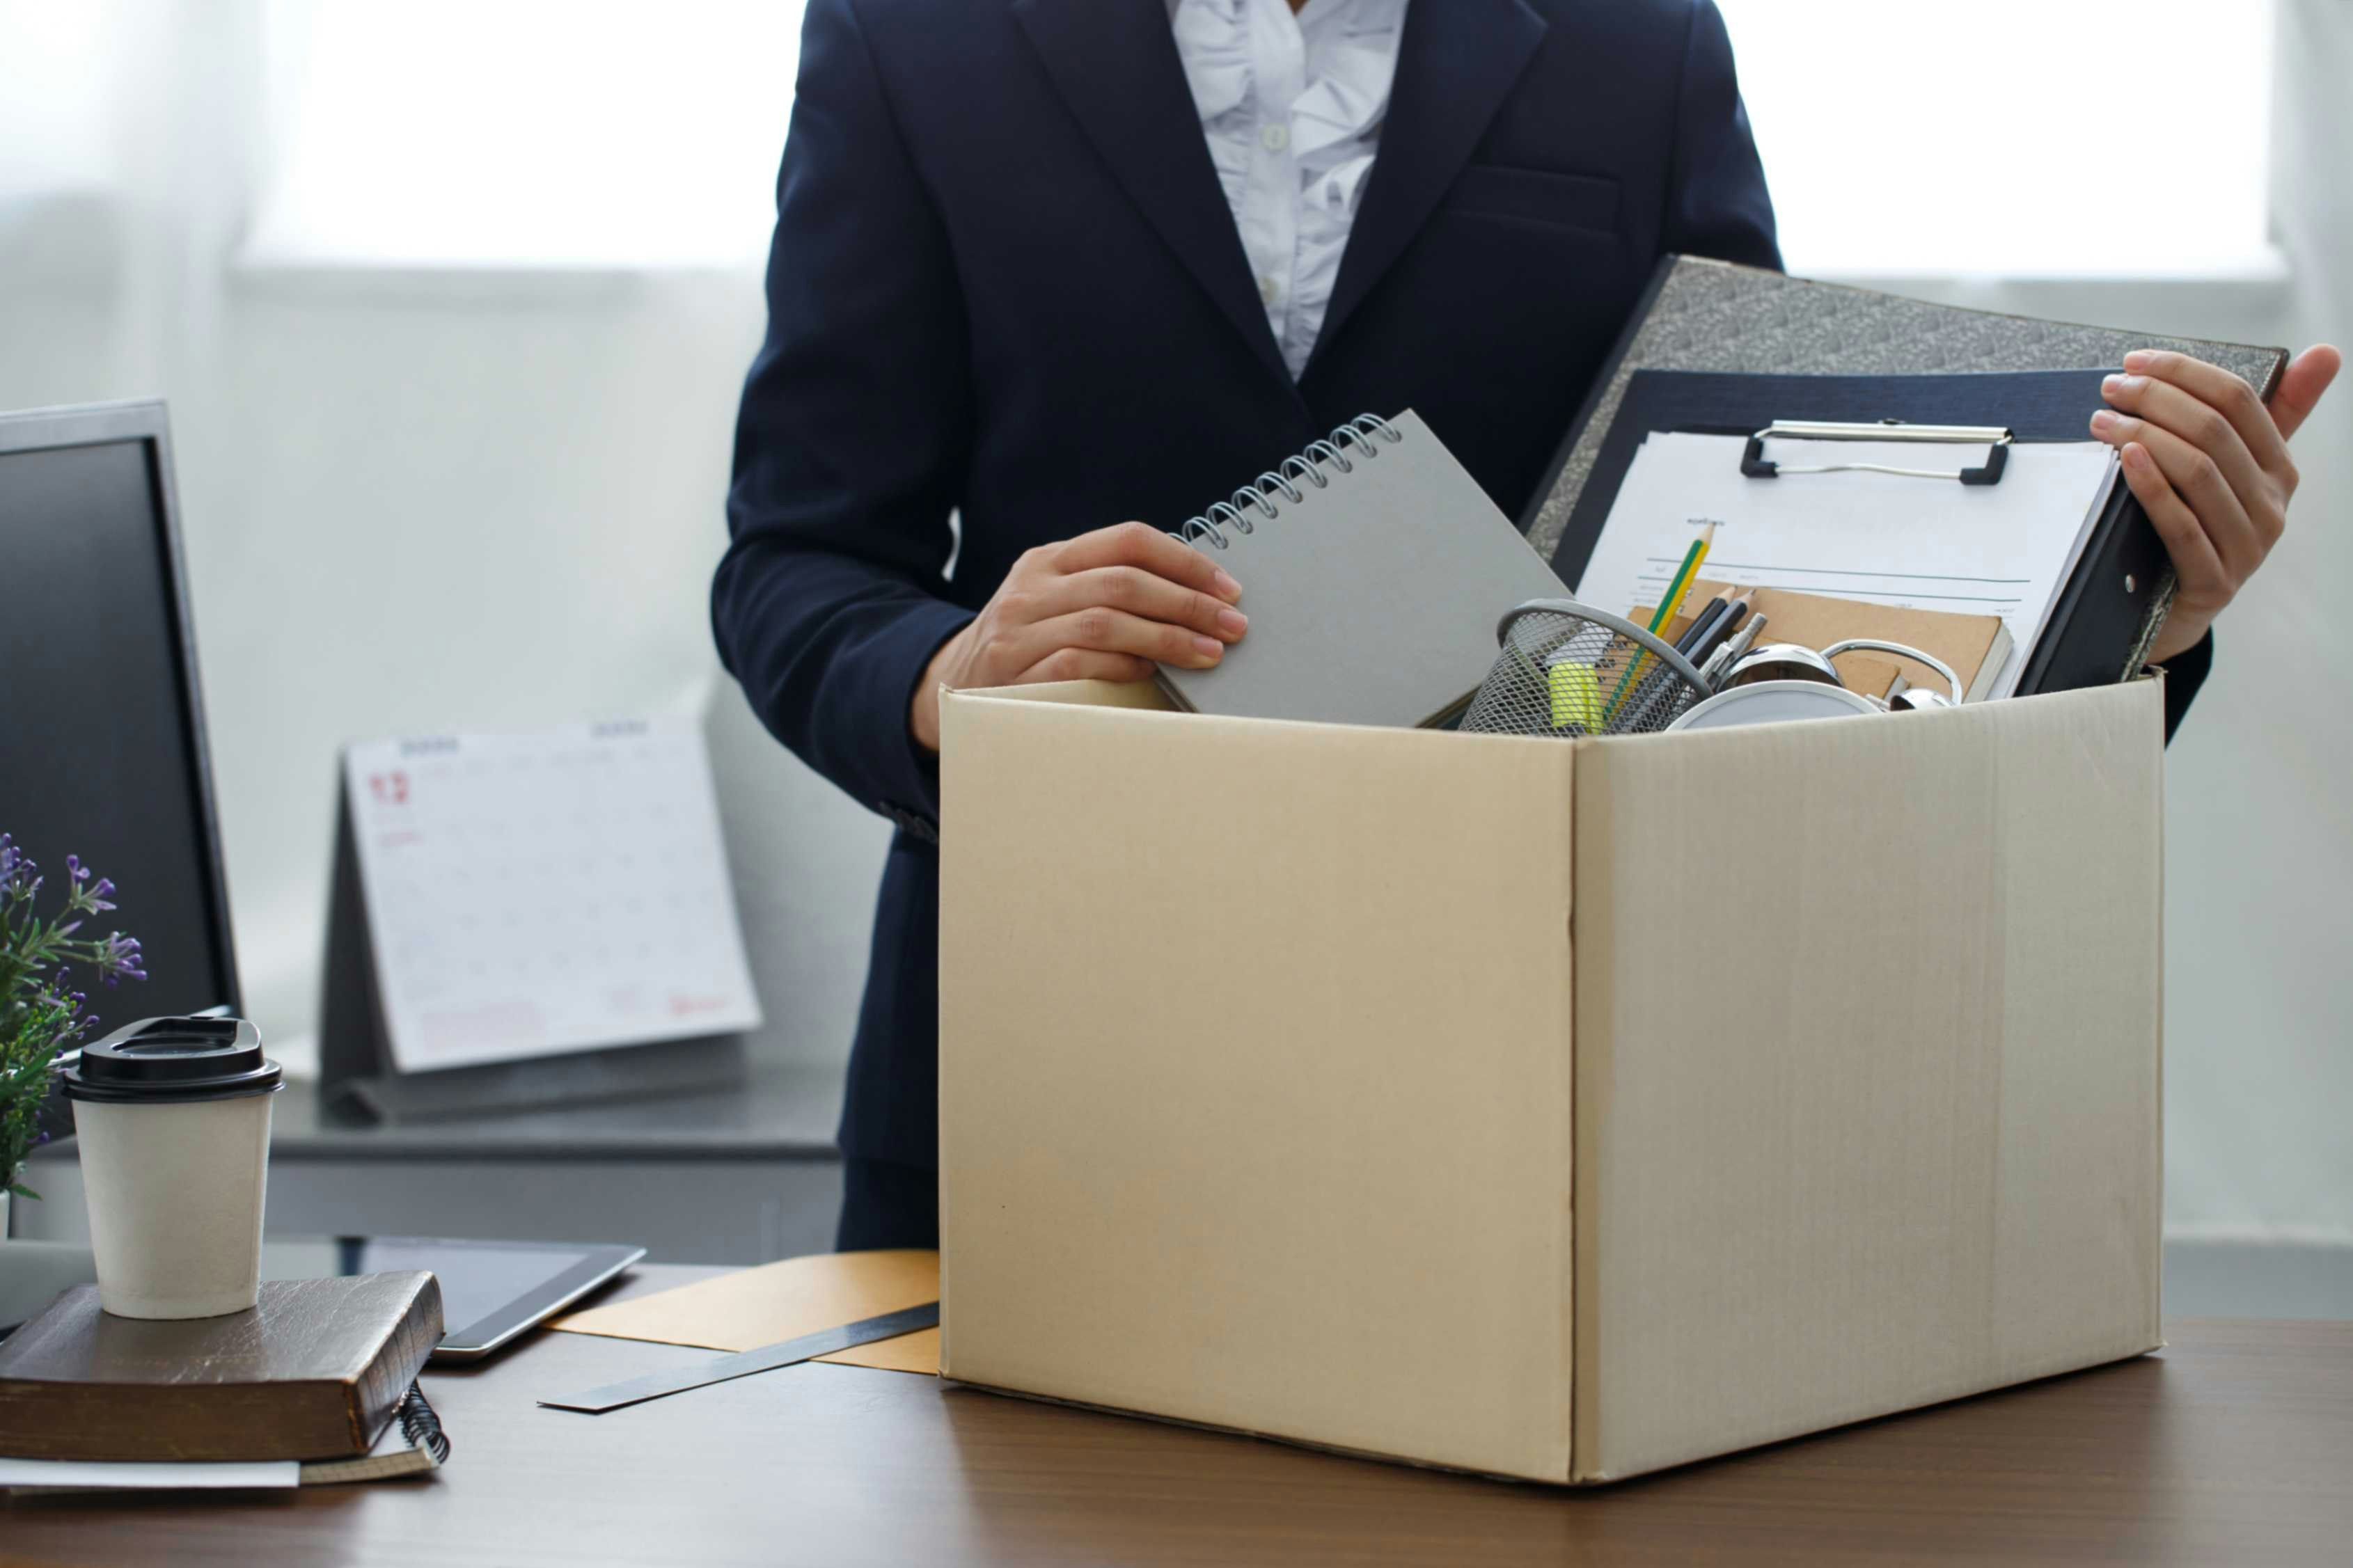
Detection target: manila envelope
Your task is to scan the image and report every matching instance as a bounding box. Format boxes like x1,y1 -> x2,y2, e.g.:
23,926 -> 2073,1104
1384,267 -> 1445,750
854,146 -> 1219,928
550,1249 -> 938,1374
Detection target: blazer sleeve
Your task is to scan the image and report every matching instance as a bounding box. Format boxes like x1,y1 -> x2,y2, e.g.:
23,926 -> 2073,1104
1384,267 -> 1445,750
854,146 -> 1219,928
2159,628 -> 2211,743
711,0 -> 975,834
1663,0 -> 1783,271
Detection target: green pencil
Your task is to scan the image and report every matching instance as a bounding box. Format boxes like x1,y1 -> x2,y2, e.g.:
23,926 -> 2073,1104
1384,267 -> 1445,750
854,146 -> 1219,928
1605,524 -> 1714,722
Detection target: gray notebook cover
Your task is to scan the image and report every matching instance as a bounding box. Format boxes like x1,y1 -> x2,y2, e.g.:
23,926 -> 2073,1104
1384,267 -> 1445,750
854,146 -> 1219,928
1154,411 -> 1565,729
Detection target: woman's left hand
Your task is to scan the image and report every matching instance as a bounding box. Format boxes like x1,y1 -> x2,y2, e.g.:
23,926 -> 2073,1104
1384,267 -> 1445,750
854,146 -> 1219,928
2092,345 -> 2340,663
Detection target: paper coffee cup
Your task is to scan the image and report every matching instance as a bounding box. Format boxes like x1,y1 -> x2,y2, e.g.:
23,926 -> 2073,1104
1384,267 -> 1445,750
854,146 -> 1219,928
61,1017 -> 283,1320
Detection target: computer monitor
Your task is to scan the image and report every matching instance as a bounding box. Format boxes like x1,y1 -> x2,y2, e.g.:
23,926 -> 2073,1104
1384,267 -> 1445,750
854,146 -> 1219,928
0,401 -> 242,1020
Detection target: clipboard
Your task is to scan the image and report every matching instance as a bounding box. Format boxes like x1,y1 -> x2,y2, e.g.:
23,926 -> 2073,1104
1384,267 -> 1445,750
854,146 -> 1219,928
1525,258 -> 2291,693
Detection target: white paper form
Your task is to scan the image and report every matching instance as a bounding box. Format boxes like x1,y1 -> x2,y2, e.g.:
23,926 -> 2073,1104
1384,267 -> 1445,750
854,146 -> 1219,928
345,718 -> 763,1074
1572,434 -> 2123,698
0,1456 -> 299,1489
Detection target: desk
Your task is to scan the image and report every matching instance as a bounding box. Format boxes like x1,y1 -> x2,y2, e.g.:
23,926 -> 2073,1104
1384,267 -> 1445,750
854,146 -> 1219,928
6,1266 -> 2350,1567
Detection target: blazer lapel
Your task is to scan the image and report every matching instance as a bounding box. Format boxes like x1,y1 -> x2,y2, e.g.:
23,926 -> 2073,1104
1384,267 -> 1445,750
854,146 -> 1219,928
1012,0 -> 1295,389
1314,0 -> 1549,365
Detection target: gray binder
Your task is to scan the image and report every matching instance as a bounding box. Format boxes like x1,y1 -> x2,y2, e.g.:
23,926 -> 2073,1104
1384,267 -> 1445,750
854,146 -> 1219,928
1523,258 -> 2289,688
1156,409 -> 1566,729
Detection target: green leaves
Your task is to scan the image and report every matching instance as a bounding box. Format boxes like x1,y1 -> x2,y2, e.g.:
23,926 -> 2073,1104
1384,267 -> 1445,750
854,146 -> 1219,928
1,832 -> 148,1187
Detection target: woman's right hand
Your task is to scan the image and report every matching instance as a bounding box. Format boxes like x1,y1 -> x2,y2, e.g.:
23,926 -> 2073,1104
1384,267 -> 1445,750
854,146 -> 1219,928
909,521 -> 1248,752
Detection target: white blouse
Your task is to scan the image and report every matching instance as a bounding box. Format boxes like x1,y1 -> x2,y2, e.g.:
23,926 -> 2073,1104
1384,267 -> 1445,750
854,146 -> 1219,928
1168,0 -> 1412,379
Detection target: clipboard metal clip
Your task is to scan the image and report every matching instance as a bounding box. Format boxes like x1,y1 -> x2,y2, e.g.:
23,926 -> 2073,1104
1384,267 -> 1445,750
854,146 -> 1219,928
1740,419 -> 2015,487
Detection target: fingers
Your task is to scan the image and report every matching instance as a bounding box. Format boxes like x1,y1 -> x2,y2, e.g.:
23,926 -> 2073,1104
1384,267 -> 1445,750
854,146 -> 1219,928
963,521 -> 1251,692
2092,411 -> 2269,580
1012,648 -> 1158,685
2098,373 -> 2267,512
2270,345 -> 2343,445
2116,441 -> 2226,607
1033,566 -> 1248,645
2118,351 -> 2289,477
1023,606 -> 1227,671
1054,521 -> 1243,604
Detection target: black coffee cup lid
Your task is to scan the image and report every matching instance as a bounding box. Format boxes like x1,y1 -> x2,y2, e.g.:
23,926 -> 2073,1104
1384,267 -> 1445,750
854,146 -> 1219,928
61,1016 -> 283,1104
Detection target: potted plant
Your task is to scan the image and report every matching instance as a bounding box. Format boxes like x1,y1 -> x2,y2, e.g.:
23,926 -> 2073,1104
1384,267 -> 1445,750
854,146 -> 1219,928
1,833 -> 146,1236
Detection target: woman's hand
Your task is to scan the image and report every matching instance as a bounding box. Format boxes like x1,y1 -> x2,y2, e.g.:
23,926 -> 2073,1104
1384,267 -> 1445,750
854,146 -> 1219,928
909,521 -> 1248,751
2092,345 -> 2340,664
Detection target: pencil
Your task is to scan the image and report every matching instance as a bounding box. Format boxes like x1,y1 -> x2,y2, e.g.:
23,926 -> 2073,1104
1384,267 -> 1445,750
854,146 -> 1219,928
1608,524 -> 1715,720
1650,527 -> 1715,640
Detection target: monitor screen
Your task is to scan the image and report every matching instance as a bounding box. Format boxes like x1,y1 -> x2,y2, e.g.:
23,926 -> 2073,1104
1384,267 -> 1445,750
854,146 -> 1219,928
0,406 -> 239,1022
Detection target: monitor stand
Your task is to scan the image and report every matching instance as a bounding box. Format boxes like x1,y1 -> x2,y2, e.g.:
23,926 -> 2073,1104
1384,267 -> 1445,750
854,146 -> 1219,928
315,791 -> 749,1125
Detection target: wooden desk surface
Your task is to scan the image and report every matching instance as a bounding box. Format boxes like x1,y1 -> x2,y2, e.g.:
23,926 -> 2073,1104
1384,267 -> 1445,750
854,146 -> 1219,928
6,1265 -> 2350,1567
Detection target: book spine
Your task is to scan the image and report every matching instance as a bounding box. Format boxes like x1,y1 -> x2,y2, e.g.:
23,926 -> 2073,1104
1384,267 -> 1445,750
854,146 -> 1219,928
0,1380 -> 359,1464
344,1274 -> 444,1454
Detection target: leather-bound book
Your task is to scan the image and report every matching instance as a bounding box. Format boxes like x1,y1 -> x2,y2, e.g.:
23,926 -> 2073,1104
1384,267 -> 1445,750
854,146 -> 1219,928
0,1272 -> 442,1462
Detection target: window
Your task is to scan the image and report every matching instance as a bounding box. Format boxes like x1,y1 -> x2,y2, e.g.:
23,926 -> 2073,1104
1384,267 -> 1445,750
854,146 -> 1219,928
0,6 -> 122,198
1719,0 -> 2278,277
244,0 -> 2278,279
245,0 -> 804,271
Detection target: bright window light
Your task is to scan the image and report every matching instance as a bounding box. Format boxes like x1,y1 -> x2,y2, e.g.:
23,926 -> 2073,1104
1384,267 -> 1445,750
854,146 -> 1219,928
246,0 -> 2276,279
1721,0 -> 2276,277
246,0 -> 804,270
0,5 -> 122,197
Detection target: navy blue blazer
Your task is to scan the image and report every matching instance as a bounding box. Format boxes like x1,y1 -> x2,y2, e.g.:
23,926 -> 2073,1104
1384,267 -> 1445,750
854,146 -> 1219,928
713,0 -> 2203,1172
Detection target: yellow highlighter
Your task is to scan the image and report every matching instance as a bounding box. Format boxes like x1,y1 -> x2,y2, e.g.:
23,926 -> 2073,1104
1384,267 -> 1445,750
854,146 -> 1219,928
1547,658 -> 1604,732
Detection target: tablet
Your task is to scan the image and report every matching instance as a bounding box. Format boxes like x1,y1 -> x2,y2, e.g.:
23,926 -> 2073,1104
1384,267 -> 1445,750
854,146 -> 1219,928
1,1235 -> 641,1359
262,1236 -> 646,1361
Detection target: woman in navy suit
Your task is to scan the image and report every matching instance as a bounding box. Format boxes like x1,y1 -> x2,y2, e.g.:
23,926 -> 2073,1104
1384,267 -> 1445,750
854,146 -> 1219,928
714,0 -> 2338,1249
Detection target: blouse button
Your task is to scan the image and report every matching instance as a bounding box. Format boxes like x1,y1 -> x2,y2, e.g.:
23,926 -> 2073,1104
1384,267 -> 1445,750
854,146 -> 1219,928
1260,122 -> 1289,152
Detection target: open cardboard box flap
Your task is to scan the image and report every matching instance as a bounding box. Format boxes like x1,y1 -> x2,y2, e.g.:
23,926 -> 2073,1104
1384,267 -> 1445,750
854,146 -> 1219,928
936,678 -> 2164,1484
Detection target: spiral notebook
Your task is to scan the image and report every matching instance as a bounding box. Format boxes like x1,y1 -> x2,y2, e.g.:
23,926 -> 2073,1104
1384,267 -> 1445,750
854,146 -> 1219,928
1156,411 -> 1566,729
0,1385 -> 449,1493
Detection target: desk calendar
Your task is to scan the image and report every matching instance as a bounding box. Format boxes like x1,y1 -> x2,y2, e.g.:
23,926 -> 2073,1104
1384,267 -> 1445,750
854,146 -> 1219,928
324,718 -> 762,1079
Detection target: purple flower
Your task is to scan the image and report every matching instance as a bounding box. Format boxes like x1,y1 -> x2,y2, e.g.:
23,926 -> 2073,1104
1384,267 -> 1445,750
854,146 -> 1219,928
97,932 -> 146,985
57,857 -> 118,917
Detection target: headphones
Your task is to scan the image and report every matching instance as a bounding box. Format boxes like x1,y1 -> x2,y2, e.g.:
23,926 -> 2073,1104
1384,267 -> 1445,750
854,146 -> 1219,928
1669,638 -> 1965,732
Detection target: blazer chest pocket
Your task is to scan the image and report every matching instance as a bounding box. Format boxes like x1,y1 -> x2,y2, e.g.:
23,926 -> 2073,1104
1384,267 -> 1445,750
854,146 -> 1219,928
1441,164 -> 1621,236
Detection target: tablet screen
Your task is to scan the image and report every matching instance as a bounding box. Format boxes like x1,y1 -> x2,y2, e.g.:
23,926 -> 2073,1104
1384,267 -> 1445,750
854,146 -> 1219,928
260,1236 -> 640,1355
265,1238 -> 578,1327
4,1235 -> 640,1354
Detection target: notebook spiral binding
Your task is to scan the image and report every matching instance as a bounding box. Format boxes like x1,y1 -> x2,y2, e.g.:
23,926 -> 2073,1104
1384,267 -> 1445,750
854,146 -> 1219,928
1172,414 -> 1403,549
398,1382 -> 452,1464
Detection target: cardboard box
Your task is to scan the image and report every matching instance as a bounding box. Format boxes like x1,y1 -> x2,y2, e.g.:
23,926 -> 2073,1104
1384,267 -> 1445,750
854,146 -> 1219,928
936,679 -> 2164,1484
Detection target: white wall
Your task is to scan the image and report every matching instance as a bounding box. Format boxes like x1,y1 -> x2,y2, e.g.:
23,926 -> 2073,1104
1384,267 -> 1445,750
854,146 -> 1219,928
0,3 -> 891,1075
1813,10 -> 2351,1245
0,3 -> 2343,1242
2169,0 -> 2352,1242
1820,0 -> 2352,1244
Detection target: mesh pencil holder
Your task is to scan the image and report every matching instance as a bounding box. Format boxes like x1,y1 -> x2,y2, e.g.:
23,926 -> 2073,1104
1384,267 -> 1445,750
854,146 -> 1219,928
1457,599 -> 1713,738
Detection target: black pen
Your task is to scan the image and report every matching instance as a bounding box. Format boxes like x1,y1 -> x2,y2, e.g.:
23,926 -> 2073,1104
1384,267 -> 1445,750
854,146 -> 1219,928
1674,592 -> 1738,658
1633,592 -> 1738,729
1687,596 -> 1752,667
